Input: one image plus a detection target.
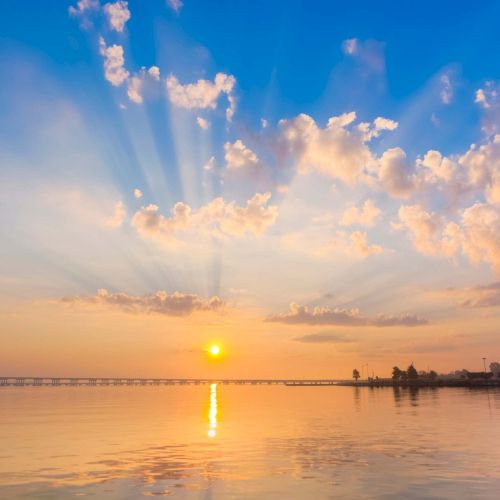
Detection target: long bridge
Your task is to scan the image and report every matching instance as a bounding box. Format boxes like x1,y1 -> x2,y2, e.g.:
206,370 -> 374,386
0,377 -> 344,387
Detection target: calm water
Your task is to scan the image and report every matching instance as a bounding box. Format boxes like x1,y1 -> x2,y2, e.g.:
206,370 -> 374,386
0,385 -> 499,499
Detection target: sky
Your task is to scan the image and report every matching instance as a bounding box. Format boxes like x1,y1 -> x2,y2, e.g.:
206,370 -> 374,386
1,0 -> 499,378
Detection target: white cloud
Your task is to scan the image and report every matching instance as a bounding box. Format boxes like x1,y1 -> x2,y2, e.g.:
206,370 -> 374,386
278,112 -> 396,185
224,140 -> 260,171
99,37 -> 129,87
318,231 -> 383,259
131,192 -> 278,244
394,204 -> 458,257
377,147 -> 416,198
133,188 -> 143,199
106,201 -> 126,227
104,1 -> 131,33
62,289 -> 223,316
68,0 -> 99,17
395,202 -> 500,273
148,66 -> 160,80
474,81 -> 500,135
340,199 -> 381,227
126,66 -> 161,104
197,117 -> 209,130
266,302 -> 428,327
166,0 -> 183,12
166,73 -> 236,116
203,157 -> 216,172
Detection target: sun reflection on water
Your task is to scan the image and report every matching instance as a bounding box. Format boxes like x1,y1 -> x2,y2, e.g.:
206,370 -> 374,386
208,383 -> 217,438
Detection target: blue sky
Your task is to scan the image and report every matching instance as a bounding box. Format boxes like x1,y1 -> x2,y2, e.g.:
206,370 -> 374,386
0,1 -> 499,376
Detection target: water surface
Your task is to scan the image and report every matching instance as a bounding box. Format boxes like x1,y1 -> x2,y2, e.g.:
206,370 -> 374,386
0,385 -> 499,498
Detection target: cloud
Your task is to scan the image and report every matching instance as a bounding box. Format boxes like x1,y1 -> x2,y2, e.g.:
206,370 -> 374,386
166,73 -> 236,117
460,203 -> 500,272
320,231 -> 382,259
475,81 -> 500,135
450,281 -> 500,308
133,188 -> 143,199
342,38 -> 359,55
68,0 -> 100,16
196,117 -> 209,130
293,332 -> 352,343
99,37 -> 129,86
126,66 -> 160,104
104,1 -> 131,32
341,38 -> 385,73
131,192 -> 278,244
439,73 -> 453,104
278,112 -> 397,185
166,0 -> 183,12
62,289 -> 224,316
395,202 -> 500,273
224,140 -> 260,171
267,302 -> 428,327
340,199 -> 381,227
394,204 -> 459,257
377,147 -> 416,198
106,201 -> 126,227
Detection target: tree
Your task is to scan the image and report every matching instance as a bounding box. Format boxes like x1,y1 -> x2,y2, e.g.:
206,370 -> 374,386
392,366 -> 402,381
407,364 -> 418,380
429,370 -> 438,380
352,369 -> 360,382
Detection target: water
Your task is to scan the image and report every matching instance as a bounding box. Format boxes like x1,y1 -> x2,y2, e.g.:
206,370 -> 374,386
0,385 -> 499,499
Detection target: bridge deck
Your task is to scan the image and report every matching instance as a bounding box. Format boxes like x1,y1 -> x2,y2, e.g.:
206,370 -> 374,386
0,377 -> 343,387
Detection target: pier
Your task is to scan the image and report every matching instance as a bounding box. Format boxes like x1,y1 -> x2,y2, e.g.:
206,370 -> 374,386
0,377 -> 344,387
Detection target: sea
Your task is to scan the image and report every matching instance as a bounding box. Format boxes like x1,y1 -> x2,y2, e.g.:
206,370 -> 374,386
0,384 -> 499,499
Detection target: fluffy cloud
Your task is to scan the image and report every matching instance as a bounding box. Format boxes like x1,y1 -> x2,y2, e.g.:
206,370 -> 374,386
131,192 -> 278,244
106,201 -> 126,227
126,66 -> 160,104
224,140 -> 260,171
267,302 -> 428,327
133,188 -> 143,199
320,231 -> 382,258
475,81 -> 500,135
396,202 -> 500,272
340,199 -> 381,227
197,117 -> 209,129
278,112 -> 397,185
104,1 -> 131,32
394,204 -> 459,257
99,37 -> 129,86
62,289 -> 223,316
460,203 -> 500,272
68,0 -> 99,18
166,73 -> 236,116
377,147 -> 416,198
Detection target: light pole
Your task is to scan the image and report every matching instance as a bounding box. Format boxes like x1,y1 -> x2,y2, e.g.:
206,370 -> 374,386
482,357 -> 487,373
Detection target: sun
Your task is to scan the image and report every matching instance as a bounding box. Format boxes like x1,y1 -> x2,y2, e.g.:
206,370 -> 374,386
209,345 -> 221,356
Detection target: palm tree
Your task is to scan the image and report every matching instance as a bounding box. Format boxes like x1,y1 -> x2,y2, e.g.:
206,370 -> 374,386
352,368 -> 360,382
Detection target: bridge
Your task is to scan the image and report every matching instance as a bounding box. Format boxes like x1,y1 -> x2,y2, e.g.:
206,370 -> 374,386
0,377 -> 343,387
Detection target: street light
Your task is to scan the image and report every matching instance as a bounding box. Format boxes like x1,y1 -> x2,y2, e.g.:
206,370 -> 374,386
482,357 -> 487,373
